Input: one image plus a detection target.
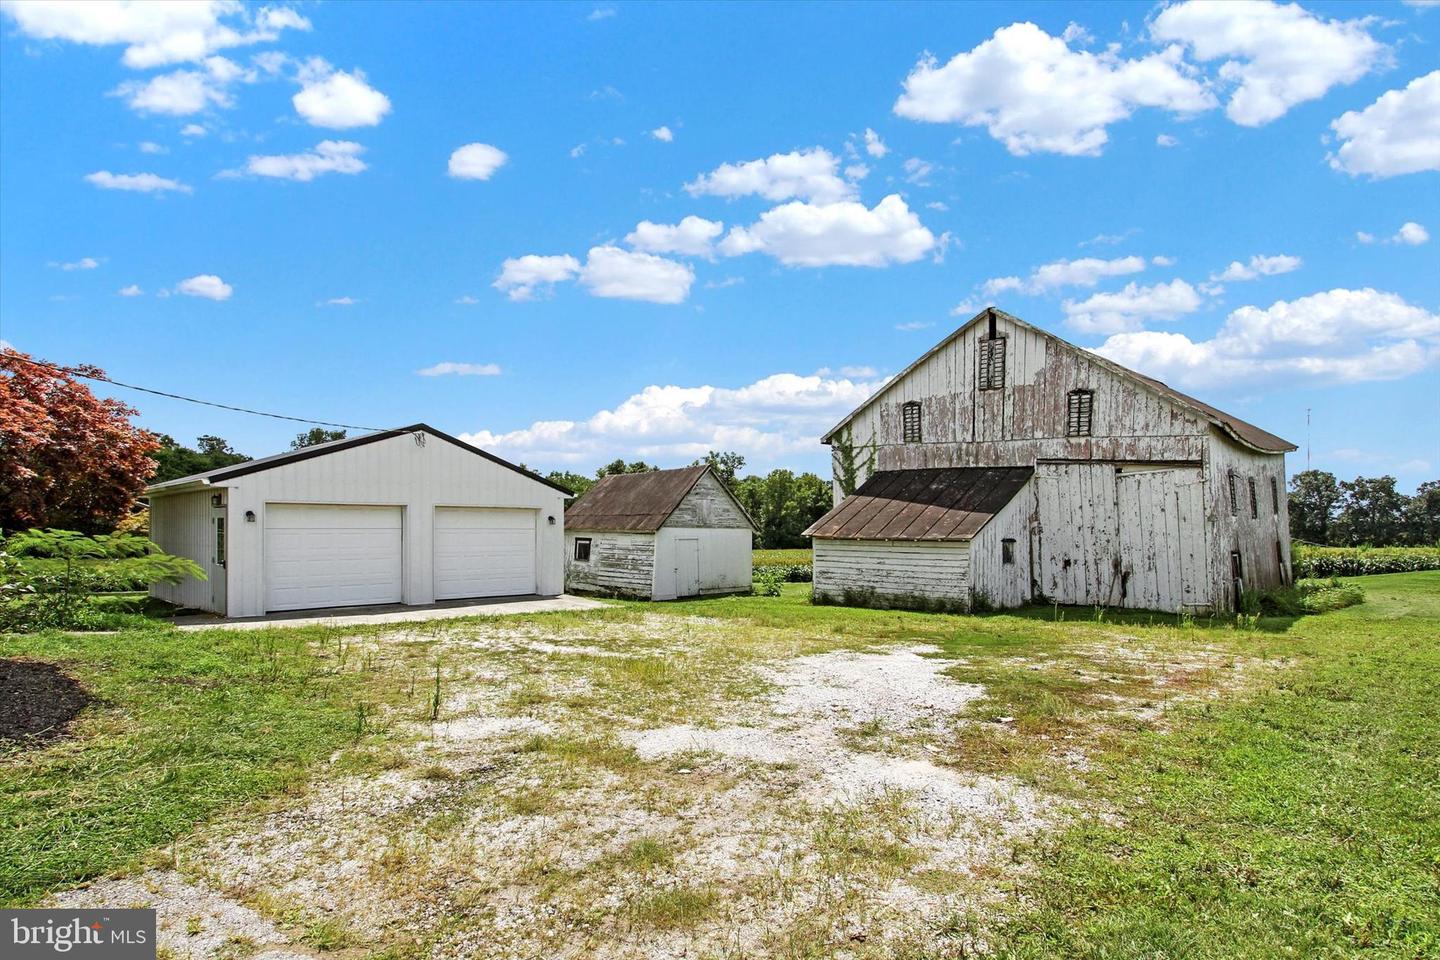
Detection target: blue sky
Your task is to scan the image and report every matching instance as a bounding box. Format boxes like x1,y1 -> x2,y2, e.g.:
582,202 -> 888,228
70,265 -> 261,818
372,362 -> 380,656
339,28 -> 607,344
1,0 -> 1436,488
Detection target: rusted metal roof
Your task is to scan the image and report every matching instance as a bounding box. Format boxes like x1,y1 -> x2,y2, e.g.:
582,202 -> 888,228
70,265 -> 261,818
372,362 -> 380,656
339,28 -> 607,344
803,466 -> 1033,541
564,465 -> 713,533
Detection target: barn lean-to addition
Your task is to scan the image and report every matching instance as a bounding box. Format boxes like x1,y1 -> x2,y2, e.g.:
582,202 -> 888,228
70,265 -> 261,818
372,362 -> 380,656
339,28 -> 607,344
564,465 -> 756,600
147,424 -> 571,618
805,308 -> 1297,614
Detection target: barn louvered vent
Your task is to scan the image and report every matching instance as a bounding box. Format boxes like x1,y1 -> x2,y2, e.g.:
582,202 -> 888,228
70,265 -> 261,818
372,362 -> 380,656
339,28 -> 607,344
1248,477 -> 1259,519
1228,470 -> 1240,515
978,336 -> 1007,390
1066,390 -> 1094,436
901,401 -> 922,442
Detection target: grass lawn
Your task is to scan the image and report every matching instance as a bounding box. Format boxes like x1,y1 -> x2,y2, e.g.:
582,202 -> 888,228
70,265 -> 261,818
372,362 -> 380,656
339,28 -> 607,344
1,573 -> 1435,959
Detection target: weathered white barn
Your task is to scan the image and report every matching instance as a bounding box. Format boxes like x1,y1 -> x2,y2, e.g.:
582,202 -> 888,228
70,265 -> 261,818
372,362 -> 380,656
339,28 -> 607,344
564,465 -> 756,600
806,308 -> 1297,614
147,424 -> 571,617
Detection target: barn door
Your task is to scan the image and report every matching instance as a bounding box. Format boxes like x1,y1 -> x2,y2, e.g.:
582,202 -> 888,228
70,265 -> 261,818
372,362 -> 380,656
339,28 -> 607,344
1033,463 -> 1123,606
1115,467 -> 1208,611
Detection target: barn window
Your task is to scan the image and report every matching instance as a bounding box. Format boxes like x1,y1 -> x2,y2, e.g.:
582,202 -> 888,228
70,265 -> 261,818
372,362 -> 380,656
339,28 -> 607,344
901,401 -> 922,443
1270,476 -> 1280,515
1276,541 -> 1287,584
978,337 -> 1007,390
1066,390 -> 1094,436
574,538 -> 592,562
1248,477 -> 1259,519
1002,538 -> 1016,565
1228,470 -> 1240,516
214,517 -> 226,567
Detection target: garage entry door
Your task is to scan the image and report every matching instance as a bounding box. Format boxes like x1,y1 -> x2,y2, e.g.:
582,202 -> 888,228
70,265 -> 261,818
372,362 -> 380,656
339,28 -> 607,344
265,504 -> 403,612
434,507 -> 537,600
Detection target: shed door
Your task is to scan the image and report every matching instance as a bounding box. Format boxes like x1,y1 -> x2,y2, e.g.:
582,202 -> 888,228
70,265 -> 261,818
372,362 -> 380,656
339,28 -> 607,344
433,508 -> 537,600
675,538 -> 701,597
264,504 -> 403,612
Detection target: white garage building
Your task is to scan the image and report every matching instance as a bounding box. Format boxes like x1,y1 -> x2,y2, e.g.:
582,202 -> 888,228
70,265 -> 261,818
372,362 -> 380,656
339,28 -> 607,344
146,424 -> 571,617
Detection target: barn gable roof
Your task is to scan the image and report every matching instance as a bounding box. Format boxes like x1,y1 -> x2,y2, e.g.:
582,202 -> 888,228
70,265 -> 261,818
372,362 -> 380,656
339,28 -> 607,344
821,308 -> 1296,454
565,465 -> 757,533
146,423 -> 574,496
803,466 -> 1033,541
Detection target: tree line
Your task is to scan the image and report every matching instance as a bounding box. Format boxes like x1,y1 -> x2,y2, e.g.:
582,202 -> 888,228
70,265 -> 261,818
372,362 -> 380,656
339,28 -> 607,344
1288,470 -> 1439,547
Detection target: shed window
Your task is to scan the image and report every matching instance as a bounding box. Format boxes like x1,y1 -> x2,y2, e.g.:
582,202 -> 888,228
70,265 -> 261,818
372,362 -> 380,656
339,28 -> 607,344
214,516 -> 226,567
978,337 -> 1007,390
1248,477 -> 1259,519
1066,390 -> 1094,436
1001,538 -> 1016,565
573,538 -> 592,562
1270,476 -> 1280,515
1228,470 -> 1240,516
901,401 -> 922,443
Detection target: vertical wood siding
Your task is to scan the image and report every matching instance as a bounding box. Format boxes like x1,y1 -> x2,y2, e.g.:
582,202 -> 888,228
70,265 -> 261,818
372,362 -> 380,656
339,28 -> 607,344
1205,431 -> 1292,610
149,490 -> 226,613
663,472 -> 753,529
812,540 -> 970,608
653,527 -> 752,599
969,478 -> 1036,608
565,531 -> 655,598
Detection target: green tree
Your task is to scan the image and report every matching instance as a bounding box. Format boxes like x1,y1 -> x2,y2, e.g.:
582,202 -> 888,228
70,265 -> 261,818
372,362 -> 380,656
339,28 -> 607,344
291,428 -> 347,449
1334,475 -> 1408,546
149,434 -> 250,484
596,458 -> 658,478
1288,470 -> 1341,544
692,450 -> 746,486
1402,480 -> 1440,546
733,469 -> 832,548
548,471 -> 595,499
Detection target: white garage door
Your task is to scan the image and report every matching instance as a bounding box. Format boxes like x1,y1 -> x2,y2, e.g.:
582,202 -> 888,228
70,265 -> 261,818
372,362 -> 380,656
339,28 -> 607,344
434,507 -> 537,600
264,504 -> 403,612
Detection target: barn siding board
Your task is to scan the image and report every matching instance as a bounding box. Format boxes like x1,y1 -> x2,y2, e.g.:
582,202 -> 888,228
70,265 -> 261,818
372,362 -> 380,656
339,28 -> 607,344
565,531 -> 656,598
150,489 -> 226,613
813,540 -> 971,607
1205,431 -> 1291,610
969,477 -> 1036,608
663,471 -> 752,529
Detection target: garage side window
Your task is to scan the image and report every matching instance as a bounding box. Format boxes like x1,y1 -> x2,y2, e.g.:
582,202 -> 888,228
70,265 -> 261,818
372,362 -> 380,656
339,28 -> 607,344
574,538 -> 592,562
214,516 -> 226,567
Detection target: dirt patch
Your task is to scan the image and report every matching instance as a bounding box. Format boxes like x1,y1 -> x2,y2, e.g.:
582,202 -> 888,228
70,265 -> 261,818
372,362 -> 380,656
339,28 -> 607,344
0,659 -> 89,744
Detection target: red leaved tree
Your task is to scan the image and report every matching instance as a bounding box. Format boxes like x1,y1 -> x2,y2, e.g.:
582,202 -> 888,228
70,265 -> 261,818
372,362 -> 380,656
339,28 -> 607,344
0,350 -> 159,534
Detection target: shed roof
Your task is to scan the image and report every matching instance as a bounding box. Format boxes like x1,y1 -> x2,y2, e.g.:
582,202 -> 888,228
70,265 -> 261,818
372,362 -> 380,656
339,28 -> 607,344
146,423 -> 574,496
803,466 -> 1033,541
565,465 -> 755,533
821,308 -> 1296,454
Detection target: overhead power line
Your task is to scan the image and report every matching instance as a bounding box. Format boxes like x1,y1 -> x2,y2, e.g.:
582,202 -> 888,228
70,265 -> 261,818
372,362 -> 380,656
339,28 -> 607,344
2,352 -> 386,432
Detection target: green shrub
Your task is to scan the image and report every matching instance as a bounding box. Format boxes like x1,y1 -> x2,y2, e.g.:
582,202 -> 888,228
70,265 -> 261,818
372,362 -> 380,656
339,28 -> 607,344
753,562 -> 812,583
1259,577 -> 1366,616
1292,545 -> 1440,578
752,570 -> 782,597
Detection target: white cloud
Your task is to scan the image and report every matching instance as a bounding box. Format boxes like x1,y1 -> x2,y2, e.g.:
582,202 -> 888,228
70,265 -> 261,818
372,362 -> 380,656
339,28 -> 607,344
579,246 -> 694,304
0,339 -> 12,351
292,58 -> 391,129
175,274 -> 232,300
982,255 -> 1148,298
902,156 -> 934,184
455,295 -> 480,305
493,254 -> 581,301
926,201 -> 949,212
896,320 -> 934,331
1356,231 -> 1376,244
0,0 -> 310,69
650,125 -> 674,142
1156,133 -> 1179,147
844,162 -> 870,181
242,140 -> 366,181
624,216 -> 724,258
417,362 -> 501,377
181,123 -> 207,137
1329,71 -> 1440,179
893,22 -> 1214,156
117,284 -> 143,297
1096,288 -> 1440,389
1063,278 -> 1203,333
1214,253 -> 1303,282
684,148 -> 855,203
322,296 -> 358,306
981,276 -> 1024,297
1395,222 -> 1430,245
719,194 -> 936,268
448,142 -> 507,180
863,128 -> 888,157
85,170 -> 191,193
1152,0 -> 1384,127
51,256 -> 100,271
588,7 -> 616,21
138,141 -> 167,154
458,370 -> 882,468
113,60 -> 237,115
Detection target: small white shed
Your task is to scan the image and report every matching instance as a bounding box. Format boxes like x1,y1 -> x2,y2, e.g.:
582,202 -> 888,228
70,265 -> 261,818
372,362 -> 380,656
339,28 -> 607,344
564,465 -> 756,600
146,424 -> 571,617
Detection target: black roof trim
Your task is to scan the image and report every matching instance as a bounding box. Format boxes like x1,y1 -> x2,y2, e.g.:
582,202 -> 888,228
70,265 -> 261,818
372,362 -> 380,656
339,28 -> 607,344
170,423 -> 574,495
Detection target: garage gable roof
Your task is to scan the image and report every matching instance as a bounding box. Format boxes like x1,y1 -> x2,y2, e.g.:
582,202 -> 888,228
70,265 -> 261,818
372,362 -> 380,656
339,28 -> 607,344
565,465 -> 755,533
146,423 -> 574,496
803,466 -> 1033,541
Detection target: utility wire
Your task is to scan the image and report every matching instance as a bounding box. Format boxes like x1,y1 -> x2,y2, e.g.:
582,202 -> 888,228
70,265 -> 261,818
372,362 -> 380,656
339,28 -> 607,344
2,352 -> 386,432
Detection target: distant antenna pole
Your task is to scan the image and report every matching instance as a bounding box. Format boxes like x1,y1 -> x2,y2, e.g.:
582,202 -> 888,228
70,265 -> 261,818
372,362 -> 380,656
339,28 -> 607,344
1306,408 -> 1311,471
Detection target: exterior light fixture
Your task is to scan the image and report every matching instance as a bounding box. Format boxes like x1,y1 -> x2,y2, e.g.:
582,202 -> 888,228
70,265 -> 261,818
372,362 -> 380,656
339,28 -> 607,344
210,494 -> 223,507
547,515 -> 557,525
245,510 -> 256,522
